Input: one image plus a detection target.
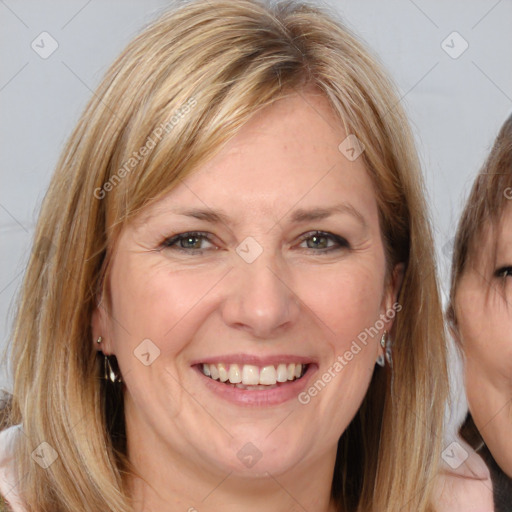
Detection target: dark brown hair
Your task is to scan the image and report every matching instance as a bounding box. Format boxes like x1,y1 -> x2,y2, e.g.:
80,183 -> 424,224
447,113 -> 512,332
448,113 -> 512,511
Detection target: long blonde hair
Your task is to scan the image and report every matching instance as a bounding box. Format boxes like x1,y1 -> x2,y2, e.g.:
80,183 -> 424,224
3,1 -> 447,510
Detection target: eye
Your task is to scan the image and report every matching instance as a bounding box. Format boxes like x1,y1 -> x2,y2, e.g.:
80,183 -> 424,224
495,266 -> 512,278
161,231 -> 216,253
297,231 -> 350,252
160,230 -> 350,255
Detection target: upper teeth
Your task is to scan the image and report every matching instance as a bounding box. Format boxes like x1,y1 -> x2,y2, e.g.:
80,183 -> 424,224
201,363 -> 305,386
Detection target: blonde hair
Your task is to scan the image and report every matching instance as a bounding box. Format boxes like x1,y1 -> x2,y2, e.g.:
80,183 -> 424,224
3,1 -> 447,510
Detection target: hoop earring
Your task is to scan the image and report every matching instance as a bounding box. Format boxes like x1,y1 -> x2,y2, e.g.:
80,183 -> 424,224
103,355 -> 122,383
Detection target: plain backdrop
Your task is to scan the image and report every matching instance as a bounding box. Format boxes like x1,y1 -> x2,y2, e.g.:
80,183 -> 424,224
1,0 -> 511,435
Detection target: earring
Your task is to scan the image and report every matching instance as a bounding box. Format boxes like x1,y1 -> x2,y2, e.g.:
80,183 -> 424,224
380,330 -> 387,349
104,355 -> 122,383
376,330 -> 387,367
97,336 -> 122,382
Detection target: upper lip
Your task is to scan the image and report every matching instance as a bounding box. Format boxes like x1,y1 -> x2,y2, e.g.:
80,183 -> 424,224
190,354 -> 317,366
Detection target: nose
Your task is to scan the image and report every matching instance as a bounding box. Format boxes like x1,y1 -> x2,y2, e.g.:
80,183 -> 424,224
220,254 -> 301,339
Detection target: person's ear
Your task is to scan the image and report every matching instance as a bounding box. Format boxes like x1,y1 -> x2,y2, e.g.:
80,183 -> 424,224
445,301 -> 463,346
383,262 -> 405,313
377,262 -> 404,351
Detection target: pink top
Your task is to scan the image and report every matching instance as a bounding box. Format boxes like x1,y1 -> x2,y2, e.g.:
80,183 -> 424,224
434,438 -> 495,511
0,425 -> 26,512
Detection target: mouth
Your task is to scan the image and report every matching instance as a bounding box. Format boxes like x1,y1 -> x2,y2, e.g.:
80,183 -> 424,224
198,362 -> 309,390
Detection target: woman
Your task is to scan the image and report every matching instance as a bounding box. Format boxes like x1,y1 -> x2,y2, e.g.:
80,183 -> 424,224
447,113 -> 512,511
0,0 -> 449,510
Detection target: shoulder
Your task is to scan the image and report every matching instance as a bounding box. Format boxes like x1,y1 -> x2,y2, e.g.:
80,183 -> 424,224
0,425 -> 27,512
433,439 -> 494,512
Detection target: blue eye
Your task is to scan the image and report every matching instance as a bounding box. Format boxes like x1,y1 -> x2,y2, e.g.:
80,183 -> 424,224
298,231 -> 350,252
162,231 -> 215,252
160,230 -> 349,255
495,266 -> 512,278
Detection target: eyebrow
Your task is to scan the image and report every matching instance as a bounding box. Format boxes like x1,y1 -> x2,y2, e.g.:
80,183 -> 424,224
289,204 -> 367,228
169,203 -> 367,229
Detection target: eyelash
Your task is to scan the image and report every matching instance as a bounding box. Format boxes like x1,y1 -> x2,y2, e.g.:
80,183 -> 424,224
160,230 -> 350,254
495,266 -> 512,279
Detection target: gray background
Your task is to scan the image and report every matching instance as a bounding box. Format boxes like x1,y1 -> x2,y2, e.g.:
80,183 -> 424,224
1,0 -> 511,431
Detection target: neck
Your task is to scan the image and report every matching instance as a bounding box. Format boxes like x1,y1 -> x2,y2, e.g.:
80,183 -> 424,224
129,471 -> 338,512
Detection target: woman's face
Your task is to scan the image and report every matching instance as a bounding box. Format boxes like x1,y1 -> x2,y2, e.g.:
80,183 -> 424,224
455,203 -> 512,477
93,91 -> 400,482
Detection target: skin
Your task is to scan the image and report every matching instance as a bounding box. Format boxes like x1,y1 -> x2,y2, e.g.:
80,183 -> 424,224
455,203 -> 512,479
434,440 -> 494,511
93,90 -> 401,512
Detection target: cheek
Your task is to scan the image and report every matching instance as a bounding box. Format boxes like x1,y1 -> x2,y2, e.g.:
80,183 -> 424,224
299,261 -> 385,343
459,290 -> 512,393
296,264 -> 385,400
108,255 -> 227,357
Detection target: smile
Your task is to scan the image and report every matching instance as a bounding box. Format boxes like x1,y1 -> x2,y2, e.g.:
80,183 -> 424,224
201,363 -> 307,388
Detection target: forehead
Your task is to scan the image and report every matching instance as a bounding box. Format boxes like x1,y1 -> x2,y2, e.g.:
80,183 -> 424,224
496,202 -> 512,255
136,92 -> 380,229
466,202 -> 512,271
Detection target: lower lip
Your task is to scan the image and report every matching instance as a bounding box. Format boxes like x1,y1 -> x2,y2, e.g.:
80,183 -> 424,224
194,365 -> 317,407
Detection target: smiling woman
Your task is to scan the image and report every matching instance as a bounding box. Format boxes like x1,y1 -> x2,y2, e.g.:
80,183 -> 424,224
0,1 -> 448,511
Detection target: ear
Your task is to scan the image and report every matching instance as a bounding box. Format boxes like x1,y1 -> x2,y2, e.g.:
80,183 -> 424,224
445,301 -> 463,346
377,262 -> 404,359
382,262 -> 404,315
